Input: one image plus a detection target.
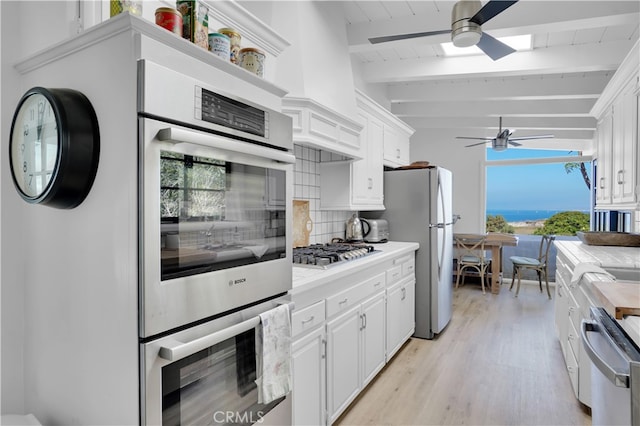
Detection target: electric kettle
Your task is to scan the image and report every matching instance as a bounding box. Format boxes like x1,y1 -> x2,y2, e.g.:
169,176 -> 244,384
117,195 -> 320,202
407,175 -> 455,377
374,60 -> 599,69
346,214 -> 370,242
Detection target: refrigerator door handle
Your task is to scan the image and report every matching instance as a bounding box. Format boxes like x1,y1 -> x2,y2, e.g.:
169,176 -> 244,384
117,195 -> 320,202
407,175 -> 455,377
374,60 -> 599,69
429,223 -> 444,229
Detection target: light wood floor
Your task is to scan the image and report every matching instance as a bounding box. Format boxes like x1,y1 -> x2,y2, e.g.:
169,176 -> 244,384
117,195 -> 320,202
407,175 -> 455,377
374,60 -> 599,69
335,281 -> 592,426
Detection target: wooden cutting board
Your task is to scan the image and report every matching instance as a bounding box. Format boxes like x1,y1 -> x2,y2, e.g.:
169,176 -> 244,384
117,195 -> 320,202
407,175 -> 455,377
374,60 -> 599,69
592,281 -> 640,319
293,200 -> 312,248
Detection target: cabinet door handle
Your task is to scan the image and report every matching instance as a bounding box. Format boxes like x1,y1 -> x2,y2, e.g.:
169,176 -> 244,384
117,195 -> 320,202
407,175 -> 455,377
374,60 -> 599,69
368,178 -> 373,189
599,177 -> 605,189
362,313 -> 367,330
321,338 -> 326,359
617,170 -> 624,184
401,287 -> 406,300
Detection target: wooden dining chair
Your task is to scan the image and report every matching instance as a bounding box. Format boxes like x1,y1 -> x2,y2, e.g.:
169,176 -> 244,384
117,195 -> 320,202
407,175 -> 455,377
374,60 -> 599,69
509,235 -> 556,299
454,234 -> 490,294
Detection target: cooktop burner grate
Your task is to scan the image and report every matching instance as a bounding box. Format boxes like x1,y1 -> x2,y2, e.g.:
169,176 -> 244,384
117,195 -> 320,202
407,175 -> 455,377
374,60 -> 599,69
292,243 -> 379,269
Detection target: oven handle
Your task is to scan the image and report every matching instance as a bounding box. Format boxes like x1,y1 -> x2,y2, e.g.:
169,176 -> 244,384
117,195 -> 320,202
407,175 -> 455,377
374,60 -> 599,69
156,127 -> 296,164
581,319 -> 630,387
159,315 -> 260,361
159,301 -> 294,362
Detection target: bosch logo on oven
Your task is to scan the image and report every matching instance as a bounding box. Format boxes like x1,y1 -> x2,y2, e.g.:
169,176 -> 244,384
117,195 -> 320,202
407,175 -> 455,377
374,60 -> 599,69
228,278 -> 247,286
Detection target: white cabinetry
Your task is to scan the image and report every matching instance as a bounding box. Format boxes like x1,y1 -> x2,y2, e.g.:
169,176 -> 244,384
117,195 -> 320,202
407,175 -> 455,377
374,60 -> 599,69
554,248 -> 591,405
386,277 -> 415,359
320,111 -> 384,210
383,125 -> 411,169
290,244 -> 418,425
385,254 -> 416,360
291,300 -> 326,426
591,40 -> 640,211
325,272 -> 386,423
319,91 -> 415,211
326,304 -> 362,423
292,326 -> 326,426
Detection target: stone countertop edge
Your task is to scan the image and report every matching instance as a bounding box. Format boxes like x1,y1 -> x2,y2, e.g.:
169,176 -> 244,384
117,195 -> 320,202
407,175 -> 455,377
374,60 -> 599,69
290,241 -> 420,294
554,240 -> 640,270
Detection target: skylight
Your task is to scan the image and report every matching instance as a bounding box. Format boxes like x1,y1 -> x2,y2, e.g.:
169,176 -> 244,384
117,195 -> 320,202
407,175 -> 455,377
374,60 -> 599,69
441,34 -> 532,57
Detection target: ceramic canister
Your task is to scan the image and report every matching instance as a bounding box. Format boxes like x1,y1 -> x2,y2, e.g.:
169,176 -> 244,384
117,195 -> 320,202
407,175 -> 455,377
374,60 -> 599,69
155,7 -> 182,36
208,33 -> 231,60
218,28 -> 241,64
238,47 -> 265,77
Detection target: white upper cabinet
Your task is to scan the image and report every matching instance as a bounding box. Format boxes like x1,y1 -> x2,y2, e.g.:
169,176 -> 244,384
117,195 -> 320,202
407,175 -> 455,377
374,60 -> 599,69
591,40 -> 639,210
319,90 -> 415,211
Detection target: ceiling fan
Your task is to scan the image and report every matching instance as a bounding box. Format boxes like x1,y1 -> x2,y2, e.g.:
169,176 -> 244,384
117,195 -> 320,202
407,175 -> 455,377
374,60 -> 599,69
456,117 -> 554,151
369,0 -> 519,61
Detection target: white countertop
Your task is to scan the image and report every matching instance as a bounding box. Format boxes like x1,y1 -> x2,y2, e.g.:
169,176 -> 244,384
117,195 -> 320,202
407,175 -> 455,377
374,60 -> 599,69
554,240 -> 640,269
291,241 -> 419,294
555,240 -> 640,346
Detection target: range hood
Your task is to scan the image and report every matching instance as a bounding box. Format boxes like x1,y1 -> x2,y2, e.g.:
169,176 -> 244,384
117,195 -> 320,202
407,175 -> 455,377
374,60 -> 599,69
270,2 -> 363,160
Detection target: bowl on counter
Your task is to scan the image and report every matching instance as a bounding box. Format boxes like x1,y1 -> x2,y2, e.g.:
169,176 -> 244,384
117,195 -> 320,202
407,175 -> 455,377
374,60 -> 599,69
576,231 -> 640,247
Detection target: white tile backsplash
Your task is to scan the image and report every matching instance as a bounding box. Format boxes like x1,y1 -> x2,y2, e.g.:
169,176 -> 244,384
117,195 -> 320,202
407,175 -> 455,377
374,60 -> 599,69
293,144 -> 352,244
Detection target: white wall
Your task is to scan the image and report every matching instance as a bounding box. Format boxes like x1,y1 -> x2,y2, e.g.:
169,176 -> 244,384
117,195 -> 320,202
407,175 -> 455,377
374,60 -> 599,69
410,128 -> 487,233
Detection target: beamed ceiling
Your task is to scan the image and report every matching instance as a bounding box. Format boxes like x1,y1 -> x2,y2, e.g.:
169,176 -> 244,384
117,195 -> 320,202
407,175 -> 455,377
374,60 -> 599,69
343,0 -> 640,153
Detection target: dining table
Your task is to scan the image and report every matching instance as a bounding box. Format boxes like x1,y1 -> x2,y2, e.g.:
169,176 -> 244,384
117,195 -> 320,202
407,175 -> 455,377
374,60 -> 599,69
454,233 -> 519,294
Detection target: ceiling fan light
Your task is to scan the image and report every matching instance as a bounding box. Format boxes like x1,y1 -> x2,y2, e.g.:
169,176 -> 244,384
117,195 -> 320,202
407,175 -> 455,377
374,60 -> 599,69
493,138 -> 508,151
452,29 -> 482,47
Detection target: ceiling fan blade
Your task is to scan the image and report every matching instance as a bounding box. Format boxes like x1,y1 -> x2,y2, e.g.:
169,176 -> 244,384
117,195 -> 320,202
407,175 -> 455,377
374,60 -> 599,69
476,32 -> 516,61
469,0 -> 519,26
508,141 -> 522,147
465,141 -> 492,147
456,136 -> 494,141
369,29 -> 451,44
508,134 -> 555,141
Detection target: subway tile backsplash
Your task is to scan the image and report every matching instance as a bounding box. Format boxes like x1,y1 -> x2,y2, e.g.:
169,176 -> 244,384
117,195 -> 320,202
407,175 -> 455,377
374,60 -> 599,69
293,144 -> 353,244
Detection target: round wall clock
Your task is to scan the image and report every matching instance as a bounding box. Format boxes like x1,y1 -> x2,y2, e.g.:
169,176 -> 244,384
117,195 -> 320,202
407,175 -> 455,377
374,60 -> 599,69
9,87 -> 100,209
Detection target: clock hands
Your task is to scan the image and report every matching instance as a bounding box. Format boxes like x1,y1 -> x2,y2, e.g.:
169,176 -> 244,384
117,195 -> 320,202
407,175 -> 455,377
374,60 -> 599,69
36,101 -> 45,141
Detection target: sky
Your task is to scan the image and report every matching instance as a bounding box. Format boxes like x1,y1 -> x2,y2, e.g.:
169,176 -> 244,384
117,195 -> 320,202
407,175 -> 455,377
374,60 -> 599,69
486,149 -> 592,211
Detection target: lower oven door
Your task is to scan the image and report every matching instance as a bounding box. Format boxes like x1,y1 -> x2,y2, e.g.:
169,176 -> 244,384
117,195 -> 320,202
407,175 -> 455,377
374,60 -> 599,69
141,298 -> 293,425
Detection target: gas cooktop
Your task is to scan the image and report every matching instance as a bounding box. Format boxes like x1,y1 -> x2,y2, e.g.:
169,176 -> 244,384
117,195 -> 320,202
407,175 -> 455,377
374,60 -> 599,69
292,243 -> 379,269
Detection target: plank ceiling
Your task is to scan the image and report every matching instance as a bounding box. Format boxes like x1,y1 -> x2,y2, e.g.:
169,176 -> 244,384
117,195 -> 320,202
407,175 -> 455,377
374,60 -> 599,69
343,0 -> 640,152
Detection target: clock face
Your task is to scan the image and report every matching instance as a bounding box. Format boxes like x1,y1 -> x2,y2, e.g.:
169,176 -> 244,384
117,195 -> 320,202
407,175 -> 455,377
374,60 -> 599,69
10,92 -> 60,199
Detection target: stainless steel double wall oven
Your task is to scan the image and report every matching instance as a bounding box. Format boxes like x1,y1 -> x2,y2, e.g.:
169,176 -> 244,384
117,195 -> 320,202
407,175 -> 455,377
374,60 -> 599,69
138,60 -> 294,425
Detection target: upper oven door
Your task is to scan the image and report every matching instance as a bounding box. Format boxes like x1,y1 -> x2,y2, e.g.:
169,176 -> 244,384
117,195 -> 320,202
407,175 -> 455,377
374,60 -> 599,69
140,118 -> 294,338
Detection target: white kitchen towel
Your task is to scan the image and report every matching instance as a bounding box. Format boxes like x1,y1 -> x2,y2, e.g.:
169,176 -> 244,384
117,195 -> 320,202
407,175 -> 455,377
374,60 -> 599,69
570,262 -> 615,285
255,303 -> 292,404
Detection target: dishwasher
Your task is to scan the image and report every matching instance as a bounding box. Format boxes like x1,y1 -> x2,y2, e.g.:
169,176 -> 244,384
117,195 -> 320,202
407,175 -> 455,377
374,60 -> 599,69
582,307 -> 640,426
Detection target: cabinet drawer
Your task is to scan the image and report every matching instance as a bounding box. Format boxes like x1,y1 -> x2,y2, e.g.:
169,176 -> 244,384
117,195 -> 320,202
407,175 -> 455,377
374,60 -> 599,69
567,317 -> 581,364
567,291 -> 581,334
565,340 -> 579,399
556,256 -> 573,288
402,257 -> 415,277
386,266 -> 402,285
326,273 -> 385,317
292,301 -> 326,338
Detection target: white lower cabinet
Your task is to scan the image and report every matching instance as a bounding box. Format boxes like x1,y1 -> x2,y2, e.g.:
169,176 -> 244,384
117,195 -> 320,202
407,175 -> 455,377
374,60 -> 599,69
386,276 -> 416,359
326,304 -> 363,423
291,300 -> 327,426
361,292 -> 387,386
326,288 -> 386,424
291,247 -> 418,425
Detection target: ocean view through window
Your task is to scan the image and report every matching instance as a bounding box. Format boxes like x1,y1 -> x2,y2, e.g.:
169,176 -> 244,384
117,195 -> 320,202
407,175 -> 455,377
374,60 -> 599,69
486,149 -> 592,235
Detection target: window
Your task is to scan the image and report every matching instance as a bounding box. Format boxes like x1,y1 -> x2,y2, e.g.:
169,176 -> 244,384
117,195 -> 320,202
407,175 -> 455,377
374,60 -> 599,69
486,149 -> 592,234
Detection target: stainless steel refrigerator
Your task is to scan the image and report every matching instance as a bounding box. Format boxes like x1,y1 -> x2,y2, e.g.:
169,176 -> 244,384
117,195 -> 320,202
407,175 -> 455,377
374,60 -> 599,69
364,166 -> 453,339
